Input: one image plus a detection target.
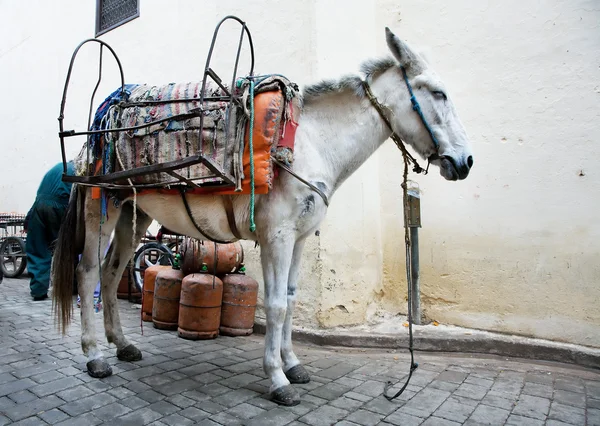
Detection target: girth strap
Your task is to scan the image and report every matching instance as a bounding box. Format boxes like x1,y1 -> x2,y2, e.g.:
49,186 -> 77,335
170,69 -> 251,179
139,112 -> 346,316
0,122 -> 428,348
179,188 -> 234,244
222,195 -> 242,241
273,158 -> 329,207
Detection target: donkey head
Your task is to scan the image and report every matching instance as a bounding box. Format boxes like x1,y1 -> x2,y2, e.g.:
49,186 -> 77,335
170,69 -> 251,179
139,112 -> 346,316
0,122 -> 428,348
378,28 -> 473,180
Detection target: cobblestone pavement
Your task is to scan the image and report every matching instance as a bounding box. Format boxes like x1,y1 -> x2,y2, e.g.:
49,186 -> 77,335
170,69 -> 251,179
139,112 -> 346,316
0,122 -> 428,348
1,276 -> 599,426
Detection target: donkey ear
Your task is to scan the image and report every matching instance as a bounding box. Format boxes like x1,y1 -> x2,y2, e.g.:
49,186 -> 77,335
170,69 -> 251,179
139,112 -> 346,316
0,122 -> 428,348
385,27 -> 423,72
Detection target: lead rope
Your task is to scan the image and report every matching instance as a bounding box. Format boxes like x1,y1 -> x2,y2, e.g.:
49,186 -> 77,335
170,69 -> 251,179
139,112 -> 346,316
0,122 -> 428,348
248,78 -> 257,232
383,152 -> 419,400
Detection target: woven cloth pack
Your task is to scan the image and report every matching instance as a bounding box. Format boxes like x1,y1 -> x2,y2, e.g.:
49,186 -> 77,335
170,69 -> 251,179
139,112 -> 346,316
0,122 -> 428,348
77,75 -> 301,194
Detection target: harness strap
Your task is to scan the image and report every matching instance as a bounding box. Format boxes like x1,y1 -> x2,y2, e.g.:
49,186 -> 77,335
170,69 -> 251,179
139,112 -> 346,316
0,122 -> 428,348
179,188 -> 234,244
273,158 -> 329,207
222,195 -> 242,240
362,81 -> 426,175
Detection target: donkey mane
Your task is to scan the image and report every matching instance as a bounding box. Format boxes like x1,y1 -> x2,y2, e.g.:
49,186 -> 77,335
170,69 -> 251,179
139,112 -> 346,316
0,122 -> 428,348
303,56 -> 397,104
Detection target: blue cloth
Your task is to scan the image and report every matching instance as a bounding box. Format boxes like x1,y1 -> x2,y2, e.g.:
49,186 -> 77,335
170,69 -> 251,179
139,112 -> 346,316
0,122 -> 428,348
26,161 -> 75,298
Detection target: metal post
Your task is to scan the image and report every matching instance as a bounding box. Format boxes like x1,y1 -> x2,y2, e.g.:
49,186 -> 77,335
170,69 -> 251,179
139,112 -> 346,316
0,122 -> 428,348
407,188 -> 421,325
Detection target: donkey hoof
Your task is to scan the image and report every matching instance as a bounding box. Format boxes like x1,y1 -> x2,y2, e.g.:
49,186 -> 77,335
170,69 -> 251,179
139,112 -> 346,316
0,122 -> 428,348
285,364 -> 311,384
271,385 -> 301,406
117,344 -> 142,362
86,359 -> 113,378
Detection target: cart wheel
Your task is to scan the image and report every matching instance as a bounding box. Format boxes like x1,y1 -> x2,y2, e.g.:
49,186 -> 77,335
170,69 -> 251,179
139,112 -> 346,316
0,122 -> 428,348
0,237 -> 27,278
132,242 -> 173,293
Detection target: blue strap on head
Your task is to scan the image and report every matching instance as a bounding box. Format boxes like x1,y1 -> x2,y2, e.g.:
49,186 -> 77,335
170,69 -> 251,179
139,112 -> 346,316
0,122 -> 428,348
400,67 -> 440,152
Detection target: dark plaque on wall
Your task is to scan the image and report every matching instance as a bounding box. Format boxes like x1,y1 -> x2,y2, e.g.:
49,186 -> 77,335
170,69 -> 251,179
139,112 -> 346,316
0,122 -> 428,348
96,0 -> 139,37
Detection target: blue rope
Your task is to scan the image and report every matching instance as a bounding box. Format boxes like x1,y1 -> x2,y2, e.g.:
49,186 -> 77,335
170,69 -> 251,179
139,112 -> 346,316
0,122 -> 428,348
401,67 -> 440,151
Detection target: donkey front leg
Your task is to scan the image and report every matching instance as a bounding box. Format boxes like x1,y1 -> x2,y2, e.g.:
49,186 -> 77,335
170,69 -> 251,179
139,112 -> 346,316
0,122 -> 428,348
281,239 -> 311,384
101,204 -> 153,362
260,236 -> 301,406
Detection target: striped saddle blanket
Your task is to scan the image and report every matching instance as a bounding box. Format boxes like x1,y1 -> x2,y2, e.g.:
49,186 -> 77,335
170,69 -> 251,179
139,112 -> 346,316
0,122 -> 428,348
77,75 -> 300,194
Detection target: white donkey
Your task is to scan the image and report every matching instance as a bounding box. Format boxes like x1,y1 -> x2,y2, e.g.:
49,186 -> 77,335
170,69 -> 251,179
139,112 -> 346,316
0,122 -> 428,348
52,28 -> 473,406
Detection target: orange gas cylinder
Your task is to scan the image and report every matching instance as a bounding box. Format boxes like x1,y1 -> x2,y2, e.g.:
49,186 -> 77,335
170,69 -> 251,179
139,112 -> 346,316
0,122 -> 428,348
142,265 -> 172,322
152,267 -> 184,330
181,239 -> 244,276
178,274 -> 223,340
117,266 -> 141,300
220,272 -> 259,336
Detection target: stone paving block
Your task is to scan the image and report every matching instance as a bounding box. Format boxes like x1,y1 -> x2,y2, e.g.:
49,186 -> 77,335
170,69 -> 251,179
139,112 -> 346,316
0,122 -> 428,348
314,362 -> 358,380
589,398 -> 600,409
124,380 -> 152,394
0,397 -> 16,411
384,410 -> 424,426
554,377 -> 584,393
0,377 -> 36,397
191,371 -> 221,385
505,414 -> 545,425
160,413 -> 194,425
225,402 -> 266,419
246,395 -> 280,410
360,396 -> 399,415
333,376 -> 364,389
219,372 -> 262,389
140,373 -> 174,387
10,363 -> 59,379
138,389 -> 167,404
146,400 -> 180,416
85,379 -> 114,394
399,388 -> 451,418
38,408 -> 71,424
345,408 -> 384,425
31,376 -> 83,397
59,392 -> 118,417
588,408 -> 600,426
7,389 -> 37,404
196,382 -> 232,397
119,395 -> 150,410
56,366 -> 81,377
454,382 -> 489,401
421,417 -> 461,426
30,369 -> 65,384
310,358 -> 341,369
179,406 -> 211,422
287,400 -> 318,417
334,421 -> 361,426
434,395 -> 478,423
302,394 -> 329,406
464,375 -> 494,389
11,417 -> 49,426
522,381 -> 553,398
155,378 -> 202,396
298,404 -> 349,426
108,386 -> 136,399
190,400 -> 228,414
181,389 -> 211,403
465,404 -> 510,425
553,389 -> 586,408
429,380 -> 460,392
165,394 -> 196,409
436,370 -> 468,384
92,402 -> 133,421
211,410 -> 245,425
119,365 -> 165,381
245,407 -> 298,426
212,388 -> 260,408
114,407 -> 162,425
309,382 -> 351,400
0,372 -> 16,386
56,413 -> 102,426
3,395 -> 64,422
547,401 -> 585,425
352,380 -> 385,398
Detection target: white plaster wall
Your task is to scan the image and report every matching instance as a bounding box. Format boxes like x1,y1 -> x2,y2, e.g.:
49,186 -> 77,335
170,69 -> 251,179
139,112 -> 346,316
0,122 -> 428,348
1,1 -> 599,347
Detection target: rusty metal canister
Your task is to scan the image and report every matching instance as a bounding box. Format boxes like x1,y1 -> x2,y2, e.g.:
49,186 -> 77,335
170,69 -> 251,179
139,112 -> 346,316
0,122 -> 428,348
142,265 -> 172,322
152,268 -> 184,330
117,266 -> 141,300
220,273 -> 259,336
181,239 -> 244,276
177,274 -> 223,340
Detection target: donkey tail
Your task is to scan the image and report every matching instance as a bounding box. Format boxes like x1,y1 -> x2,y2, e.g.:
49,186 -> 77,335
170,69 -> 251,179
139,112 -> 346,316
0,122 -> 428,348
52,184 -> 85,334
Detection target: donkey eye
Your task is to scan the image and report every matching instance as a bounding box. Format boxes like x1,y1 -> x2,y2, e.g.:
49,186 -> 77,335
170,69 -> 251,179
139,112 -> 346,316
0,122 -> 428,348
431,90 -> 447,101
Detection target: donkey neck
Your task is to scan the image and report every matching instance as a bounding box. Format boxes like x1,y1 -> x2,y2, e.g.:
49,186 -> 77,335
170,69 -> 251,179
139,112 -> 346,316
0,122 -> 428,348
300,81 -> 392,193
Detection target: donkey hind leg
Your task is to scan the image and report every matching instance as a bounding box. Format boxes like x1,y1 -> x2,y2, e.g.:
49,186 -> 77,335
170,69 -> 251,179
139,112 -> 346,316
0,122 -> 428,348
78,197 -> 119,378
282,239 -> 311,384
101,203 -> 153,362
261,236 -> 301,406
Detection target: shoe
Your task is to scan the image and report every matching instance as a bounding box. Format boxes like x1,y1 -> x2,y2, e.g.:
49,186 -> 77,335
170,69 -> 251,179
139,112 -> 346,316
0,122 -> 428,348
33,294 -> 48,301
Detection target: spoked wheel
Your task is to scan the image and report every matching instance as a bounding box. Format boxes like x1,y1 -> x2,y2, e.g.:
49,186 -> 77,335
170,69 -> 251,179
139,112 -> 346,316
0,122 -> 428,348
132,242 -> 173,292
0,237 -> 27,278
